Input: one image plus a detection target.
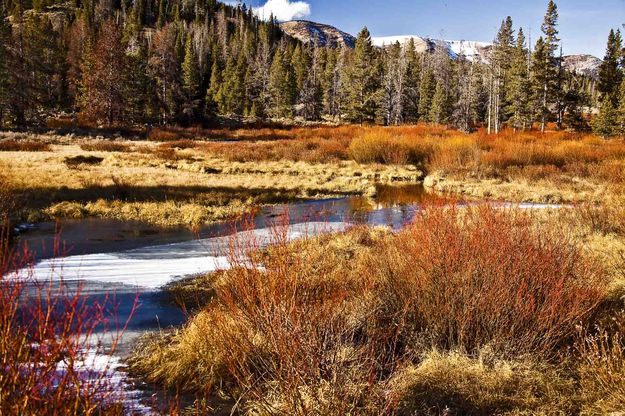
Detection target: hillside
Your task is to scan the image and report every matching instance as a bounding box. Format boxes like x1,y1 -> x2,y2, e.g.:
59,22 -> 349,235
280,20 -> 356,48
563,54 -> 603,79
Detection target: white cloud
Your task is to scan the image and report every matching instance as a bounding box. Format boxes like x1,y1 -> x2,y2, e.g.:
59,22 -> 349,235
253,0 -> 311,22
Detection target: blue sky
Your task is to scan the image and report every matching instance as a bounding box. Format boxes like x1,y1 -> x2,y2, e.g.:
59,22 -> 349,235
246,0 -> 624,57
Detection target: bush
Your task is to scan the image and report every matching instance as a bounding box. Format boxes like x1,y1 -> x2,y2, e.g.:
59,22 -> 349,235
64,155 -> 104,168
373,205 -> 606,356
0,139 -> 50,152
577,312 -> 625,413
389,349 -> 575,416
0,227 -> 133,414
130,209 -> 607,413
80,141 -> 131,152
348,131 -> 433,165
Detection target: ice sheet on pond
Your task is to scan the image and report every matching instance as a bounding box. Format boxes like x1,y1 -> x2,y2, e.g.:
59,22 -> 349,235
27,222 -> 349,289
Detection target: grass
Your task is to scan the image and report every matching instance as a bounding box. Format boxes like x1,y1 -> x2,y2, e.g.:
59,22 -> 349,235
129,206 -> 616,415
80,141 -> 132,152
0,138 -> 422,226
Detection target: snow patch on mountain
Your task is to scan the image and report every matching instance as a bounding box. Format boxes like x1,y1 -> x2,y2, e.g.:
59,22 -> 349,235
372,35 -> 491,62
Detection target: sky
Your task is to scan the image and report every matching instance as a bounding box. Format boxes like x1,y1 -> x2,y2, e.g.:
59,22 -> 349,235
243,0 -> 625,57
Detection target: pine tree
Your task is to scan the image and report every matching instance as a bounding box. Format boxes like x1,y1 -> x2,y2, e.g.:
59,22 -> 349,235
598,29 -> 623,105
507,27 -> 532,131
344,27 -> 380,124
429,79 -> 448,124
268,47 -> 293,118
0,11 -> 11,126
489,16 -> 514,133
534,0 -> 560,132
403,38 -> 421,123
182,32 -> 201,119
418,66 -> 435,122
205,56 -> 222,117
593,97 -> 618,138
618,80 -> 625,134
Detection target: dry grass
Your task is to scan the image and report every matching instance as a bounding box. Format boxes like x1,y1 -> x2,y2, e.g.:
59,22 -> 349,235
129,207 -> 610,414
80,141 -> 132,152
389,349 -> 576,415
0,140 -> 422,226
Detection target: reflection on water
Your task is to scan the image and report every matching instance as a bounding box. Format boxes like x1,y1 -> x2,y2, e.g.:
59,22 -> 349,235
19,184 -> 431,262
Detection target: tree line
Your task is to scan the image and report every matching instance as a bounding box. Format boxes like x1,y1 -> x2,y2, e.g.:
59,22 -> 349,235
0,0 -> 620,134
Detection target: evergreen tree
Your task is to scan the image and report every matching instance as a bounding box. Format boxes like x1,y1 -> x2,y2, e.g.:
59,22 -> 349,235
429,79 -> 449,124
403,38 -> 421,123
618,80 -> 625,134
598,29 -> 623,105
593,97 -> 618,138
205,56 -> 222,117
418,66 -> 435,122
181,32 -> 201,119
534,0 -> 560,132
268,47 -> 293,118
489,16 -> 514,133
344,27 -> 380,124
0,11 -> 11,126
507,27 -> 532,131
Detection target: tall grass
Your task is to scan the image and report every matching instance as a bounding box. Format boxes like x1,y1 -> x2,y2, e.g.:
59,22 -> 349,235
373,205 -> 605,356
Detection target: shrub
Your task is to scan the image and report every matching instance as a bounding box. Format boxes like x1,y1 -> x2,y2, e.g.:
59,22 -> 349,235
0,139 -> 50,152
80,141 -> 131,152
130,209 -> 606,413
577,312 -> 625,413
389,349 -> 575,416
576,203 -> 625,236
348,131 -> 433,165
372,205 -> 606,356
64,155 -> 104,168
0,226 -> 134,414
0,174 -> 18,222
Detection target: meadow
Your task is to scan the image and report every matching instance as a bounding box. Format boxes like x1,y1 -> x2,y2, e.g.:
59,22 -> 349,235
2,124 -> 624,227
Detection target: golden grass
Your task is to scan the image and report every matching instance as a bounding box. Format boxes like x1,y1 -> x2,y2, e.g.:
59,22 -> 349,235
0,141 -> 422,226
389,349 -> 576,415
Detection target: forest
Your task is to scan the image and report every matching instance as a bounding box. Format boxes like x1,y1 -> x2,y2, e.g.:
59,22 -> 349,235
0,0 -> 623,136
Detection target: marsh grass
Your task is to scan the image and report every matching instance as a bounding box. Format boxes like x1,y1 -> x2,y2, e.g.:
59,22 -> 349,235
80,141 -> 132,152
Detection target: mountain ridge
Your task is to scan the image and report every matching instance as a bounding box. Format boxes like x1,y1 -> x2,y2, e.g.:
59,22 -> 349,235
280,20 -> 602,79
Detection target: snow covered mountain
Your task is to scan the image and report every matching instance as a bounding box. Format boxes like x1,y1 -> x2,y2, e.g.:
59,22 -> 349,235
373,35 -> 492,62
281,21 -> 602,78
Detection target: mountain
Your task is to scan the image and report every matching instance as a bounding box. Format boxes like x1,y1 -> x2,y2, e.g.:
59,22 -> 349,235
280,20 -> 356,48
563,55 -> 603,79
373,36 -> 492,62
280,21 -> 602,78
